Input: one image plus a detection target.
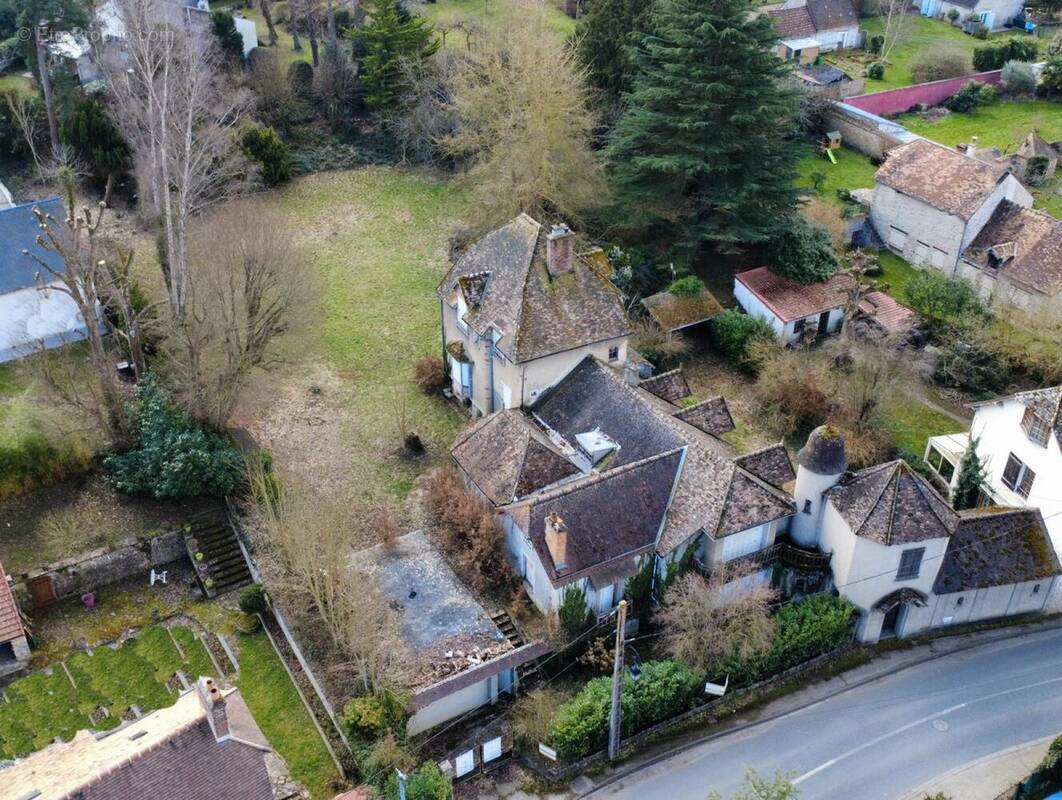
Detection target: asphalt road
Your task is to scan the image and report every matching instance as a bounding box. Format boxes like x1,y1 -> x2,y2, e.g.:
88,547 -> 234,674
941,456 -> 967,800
588,627 -> 1062,800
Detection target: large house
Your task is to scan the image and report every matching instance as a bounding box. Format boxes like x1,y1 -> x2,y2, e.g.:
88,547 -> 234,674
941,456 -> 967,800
438,215 -> 630,416
0,197 -> 90,363
792,426 -> 1060,641
766,0 -> 862,62
920,0 -> 1023,30
870,139 -> 1061,315
925,387 -> 1062,558
451,356 -> 796,618
1,677 -> 298,799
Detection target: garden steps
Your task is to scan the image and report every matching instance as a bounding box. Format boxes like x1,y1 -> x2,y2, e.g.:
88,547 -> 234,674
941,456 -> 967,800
490,611 -> 541,687
183,511 -> 252,598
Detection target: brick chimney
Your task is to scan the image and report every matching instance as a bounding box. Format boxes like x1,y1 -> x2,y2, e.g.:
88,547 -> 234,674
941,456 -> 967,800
546,224 -> 575,278
544,511 -> 569,573
196,677 -> 230,742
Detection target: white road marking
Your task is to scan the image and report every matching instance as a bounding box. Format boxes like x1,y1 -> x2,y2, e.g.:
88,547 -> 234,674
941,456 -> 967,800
793,675 -> 1062,786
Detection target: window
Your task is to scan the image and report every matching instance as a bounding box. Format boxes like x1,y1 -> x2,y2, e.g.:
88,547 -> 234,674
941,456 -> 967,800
1002,453 -> 1035,498
914,241 -> 930,264
956,596 -> 964,607
896,547 -> 925,580
1021,406 -> 1051,447
793,318 -> 807,336
1034,584 -> 1041,594
608,346 -> 619,362
888,226 -> 908,249
456,296 -> 469,334
931,247 -> 949,269
803,499 -> 813,514
925,446 -> 955,482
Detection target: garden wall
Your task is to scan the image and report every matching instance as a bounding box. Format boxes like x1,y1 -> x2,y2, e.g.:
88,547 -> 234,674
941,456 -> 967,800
12,531 -> 186,610
824,102 -> 919,158
845,70 -> 1003,116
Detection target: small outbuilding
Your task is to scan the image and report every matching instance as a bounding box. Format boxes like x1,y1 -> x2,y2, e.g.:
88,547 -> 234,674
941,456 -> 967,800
642,286 -> 724,339
733,267 -> 853,345
0,559 -> 30,678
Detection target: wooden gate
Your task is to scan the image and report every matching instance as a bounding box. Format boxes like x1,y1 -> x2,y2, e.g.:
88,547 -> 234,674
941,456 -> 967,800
27,574 -> 57,608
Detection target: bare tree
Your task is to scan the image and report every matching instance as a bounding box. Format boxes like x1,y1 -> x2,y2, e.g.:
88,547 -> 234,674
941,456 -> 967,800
656,565 -> 778,673
878,0 -> 912,62
105,0 -> 251,322
34,27 -> 61,155
174,198 -> 315,428
4,90 -> 45,177
22,173 -> 150,444
441,11 -> 608,228
259,0 -> 279,45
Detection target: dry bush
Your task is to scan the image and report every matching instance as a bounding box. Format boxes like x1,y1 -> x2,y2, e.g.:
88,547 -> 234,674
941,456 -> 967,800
631,318 -> 689,368
750,342 -> 834,439
910,48 -> 971,83
412,354 -> 447,395
512,688 -> 569,748
656,565 -> 778,672
827,343 -> 896,467
801,197 -> 847,250
424,468 -> 518,595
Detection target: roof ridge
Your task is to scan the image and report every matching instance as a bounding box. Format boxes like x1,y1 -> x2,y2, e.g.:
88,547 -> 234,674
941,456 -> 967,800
500,445 -> 687,509
675,395 -> 726,414
904,461 -> 958,532
851,460 -> 902,540
511,222 -> 546,359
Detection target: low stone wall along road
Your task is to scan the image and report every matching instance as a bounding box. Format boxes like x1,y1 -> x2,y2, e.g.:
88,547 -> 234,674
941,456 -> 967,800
589,627 -> 1062,800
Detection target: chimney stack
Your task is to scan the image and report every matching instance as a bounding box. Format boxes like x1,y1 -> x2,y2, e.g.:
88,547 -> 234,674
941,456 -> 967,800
196,677 -> 230,742
544,511 -> 569,573
624,361 -> 639,386
546,224 -> 575,278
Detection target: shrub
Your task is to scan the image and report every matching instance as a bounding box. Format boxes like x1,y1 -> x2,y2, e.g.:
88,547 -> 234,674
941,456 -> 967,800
1051,31 -> 1062,57
909,48 -> 970,83
550,660 -> 702,759
867,62 -> 885,80
668,275 -> 705,298
945,80 -> 994,112
868,34 -> 884,54
342,689 -> 408,741
238,124 -> 293,186
624,554 -> 656,616
61,98 -> 130,183
238,583 -> 267,615
711,309 -> 776,373
1042,57 -> 1062,95
1001,60 -> 1037,94
383,761 -> 451,800
947,8 -> 960,22
210,10 -> 245,62
933,339 -> 1009,394
287,60 -> 315,97
973,38 -> 1038,71
559,584 -> 593,636
512,688 -> 568,749
903,271 -> 988,331
631,319 -> 689,371
0,421 -> 94,499
104,375 -> 242,499
766,217 -> 839,285
972,24 -> 989,39
412,354 -> 446,395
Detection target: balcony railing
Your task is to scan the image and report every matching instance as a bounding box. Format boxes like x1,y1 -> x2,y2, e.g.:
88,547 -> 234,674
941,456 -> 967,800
695,541 -> 832,578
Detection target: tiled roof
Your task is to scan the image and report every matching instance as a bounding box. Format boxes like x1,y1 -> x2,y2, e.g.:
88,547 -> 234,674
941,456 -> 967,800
437,215 -> 629,363
674,397 -> 736,437
766,5 -> 817,37
0,558 -> 23,643
828,460 -> 955,545
0,197 -> 66,294
642,289 -> 724,332
735,266 -> 852,323
452,410 -> 578,505
934,508 -> 1061,594
734,444 -> 796,489
638,369 -> 692,404
858,290 -> 915,333
502,449 -> 685,587
875,139 -> 1009,220
805,0 -> 858,30
1,684 -> 278,800
963,201 -> 1062,297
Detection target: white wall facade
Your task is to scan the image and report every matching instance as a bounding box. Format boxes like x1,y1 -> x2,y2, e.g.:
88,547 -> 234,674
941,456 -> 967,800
814,25 -> 861,51
408,670 -> 514,735
871,184 -> 965,272
734,279 -> 844,346
936,0 -> 1023,27
928,577 -> 1056,628
0,284 -> 89,363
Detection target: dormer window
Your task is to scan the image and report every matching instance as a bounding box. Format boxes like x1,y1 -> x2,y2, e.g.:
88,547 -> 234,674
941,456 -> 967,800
1021,406 -> 1051,447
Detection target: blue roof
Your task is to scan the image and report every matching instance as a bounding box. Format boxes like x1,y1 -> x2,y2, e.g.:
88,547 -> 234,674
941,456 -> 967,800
0,197 -> 67,294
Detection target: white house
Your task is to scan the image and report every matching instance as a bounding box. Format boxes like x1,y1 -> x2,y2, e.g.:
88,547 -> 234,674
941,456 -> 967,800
734,267 -> 849,345
869,139 -> 1062,315
766,0 -> 862,55
451,358 -> 796,619
925,387 -> 1062,558
920,0 -> 1023,30
793,425 -> 1060,642
0,198 -> 89,363
437,215 -> 630,416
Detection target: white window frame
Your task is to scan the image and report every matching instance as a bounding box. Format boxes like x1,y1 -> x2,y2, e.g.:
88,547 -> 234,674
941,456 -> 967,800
888,226 -> 908,249
456,296 -> 469,334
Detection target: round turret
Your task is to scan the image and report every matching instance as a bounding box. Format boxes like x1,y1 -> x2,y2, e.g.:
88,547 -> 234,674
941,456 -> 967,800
791,425 -> 848,548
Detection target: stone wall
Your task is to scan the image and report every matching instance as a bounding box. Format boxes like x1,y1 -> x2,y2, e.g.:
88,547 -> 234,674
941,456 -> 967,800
823,102 -> 918,158
845,70 -> 1003,116
13,530 -> 186,610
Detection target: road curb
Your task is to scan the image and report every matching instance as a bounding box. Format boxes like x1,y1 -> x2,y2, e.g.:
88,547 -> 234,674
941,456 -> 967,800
581,619 -> 1062,797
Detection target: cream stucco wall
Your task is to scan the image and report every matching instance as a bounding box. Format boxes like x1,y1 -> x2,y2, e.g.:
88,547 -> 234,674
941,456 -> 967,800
408,672 -> 508,735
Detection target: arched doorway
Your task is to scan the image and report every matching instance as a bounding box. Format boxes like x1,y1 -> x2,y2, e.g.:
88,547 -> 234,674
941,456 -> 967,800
873,588 -> 928,640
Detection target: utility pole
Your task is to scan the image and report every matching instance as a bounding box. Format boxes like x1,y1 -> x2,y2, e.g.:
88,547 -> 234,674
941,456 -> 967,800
608,599 -> 627,761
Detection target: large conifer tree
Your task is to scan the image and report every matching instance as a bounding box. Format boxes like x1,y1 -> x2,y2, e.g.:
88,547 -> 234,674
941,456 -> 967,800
952,438 -> 986,511
607,0 -> 802,258
576,0 -> 652,109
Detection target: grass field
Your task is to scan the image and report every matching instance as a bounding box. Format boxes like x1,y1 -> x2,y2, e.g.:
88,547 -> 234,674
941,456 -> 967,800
836,15 -> 1031,90
796,144 -> 878,206
234,6 -> 312,69
236,632 -> 339,799
883,394 -> 962,461
418,0 -> 578,48
0,625 -> 215,759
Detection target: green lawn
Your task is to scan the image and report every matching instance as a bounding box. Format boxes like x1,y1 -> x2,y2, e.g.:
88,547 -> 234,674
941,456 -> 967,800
874,251 -> 921,301
419,0 -> 578,49
0,74 -> 34,97
236,632 -> 339,800
0,625 -> 217,759
235,5 -> 312,69
883,394 -> 962,461
847,15 -> 1030,90
796,144 -> 878,207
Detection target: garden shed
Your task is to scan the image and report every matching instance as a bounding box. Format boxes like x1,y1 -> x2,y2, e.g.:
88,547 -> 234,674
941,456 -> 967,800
642,286 -> 724,339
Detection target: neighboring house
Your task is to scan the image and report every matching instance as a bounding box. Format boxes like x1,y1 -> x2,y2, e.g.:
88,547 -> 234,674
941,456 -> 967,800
451,357 -> 796,618
869,138 -> 1062,314
790,63 -> 865,99
350,531 -> 547,736
925,387 -> 1062,557
437,215 -> 630,416
0,677 -> 299,799
0,198 -> 90,363
921,0 -> 1022,30
766,0 -> 862,60
792,426 -> 1060,641
734,267 -> 850,345
0,559 -> 30,679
